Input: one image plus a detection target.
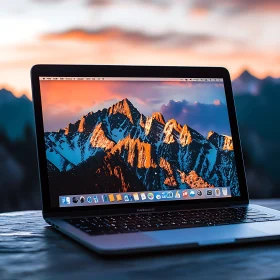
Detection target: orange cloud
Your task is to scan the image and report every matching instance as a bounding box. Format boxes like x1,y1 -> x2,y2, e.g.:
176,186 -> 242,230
87,0 -> 170,10
41,27 -> 216,49
40,80 -> 121,111
190,7 -> 209,17
191,0 -> 280,15
43,29 -> 120,43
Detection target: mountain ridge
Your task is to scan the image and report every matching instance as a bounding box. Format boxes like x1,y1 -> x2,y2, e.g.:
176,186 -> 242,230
0,88 -> 34,140
233,70 -> 280,96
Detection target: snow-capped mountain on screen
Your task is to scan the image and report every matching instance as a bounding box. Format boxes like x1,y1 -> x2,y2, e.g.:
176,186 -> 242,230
45,98 -> 240,196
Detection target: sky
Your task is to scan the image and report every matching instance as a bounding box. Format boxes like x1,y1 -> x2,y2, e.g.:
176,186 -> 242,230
40,79 -> 231,136
1,0 -> 280,99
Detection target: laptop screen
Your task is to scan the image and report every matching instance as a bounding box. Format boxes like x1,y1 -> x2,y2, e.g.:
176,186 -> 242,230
39,77 -> 240,208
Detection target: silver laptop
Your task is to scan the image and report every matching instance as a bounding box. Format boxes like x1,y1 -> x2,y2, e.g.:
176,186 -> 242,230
31,65 -> 280,255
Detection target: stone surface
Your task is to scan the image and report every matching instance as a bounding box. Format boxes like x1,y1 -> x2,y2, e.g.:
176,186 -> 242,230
1,200 -> 280,280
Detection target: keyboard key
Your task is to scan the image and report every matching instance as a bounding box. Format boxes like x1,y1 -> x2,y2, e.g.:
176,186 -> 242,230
253,218 -> 269,222
267,217 -> 280,221
239,219 -> 255,223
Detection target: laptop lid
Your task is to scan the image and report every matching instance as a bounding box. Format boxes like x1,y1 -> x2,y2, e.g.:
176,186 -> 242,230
31,65 -> 248,217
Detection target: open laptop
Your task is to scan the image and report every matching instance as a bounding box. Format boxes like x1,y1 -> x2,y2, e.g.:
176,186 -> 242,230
31,65 -> 280,255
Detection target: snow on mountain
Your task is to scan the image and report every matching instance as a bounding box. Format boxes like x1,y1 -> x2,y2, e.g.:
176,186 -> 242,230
145,112 -> 165,142
46,132 -> 82,165
207,131 -> 233,151
163,119 -> 182,144
108,97 -> 141,124
90,123 -> 115,150
45,136 -> 75,171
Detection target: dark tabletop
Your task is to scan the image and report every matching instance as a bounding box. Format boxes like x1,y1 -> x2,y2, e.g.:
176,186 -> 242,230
1,199 -> 280,280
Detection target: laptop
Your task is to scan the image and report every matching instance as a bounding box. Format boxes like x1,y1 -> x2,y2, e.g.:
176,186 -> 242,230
31,65 -> 280,255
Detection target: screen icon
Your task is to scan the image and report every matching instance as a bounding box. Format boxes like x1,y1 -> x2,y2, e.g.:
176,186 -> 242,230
189,190 -> 196,197
182,190 -> 188,198
222,188 -> 228,196
102,194 -> 109,203
72,197 -> 78,203
116,194 -> 122,202
124,194 -> 129,202
133,193 -> 139,201
167,191 -> 173,198
93,195 -> 98,203
215,188 -> 221,197
156,193 -> 161,200
175,191 -> 180,198
206,189 -> 213,196
61,197 -> 71,205
141,193 -> 146,200
108,194 -> 115,202
197,190 -> 202,196
87,196 -> 92,203
80,196 -> 85,203
148,193 -> 154,200
128,194 -> 134,201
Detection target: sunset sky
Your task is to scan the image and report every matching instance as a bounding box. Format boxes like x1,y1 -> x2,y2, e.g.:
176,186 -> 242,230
1,0 -> 280,99
40,80 -> 231,136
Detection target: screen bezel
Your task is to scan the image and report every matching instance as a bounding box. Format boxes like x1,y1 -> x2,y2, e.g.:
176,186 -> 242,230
31,65 -> 249,217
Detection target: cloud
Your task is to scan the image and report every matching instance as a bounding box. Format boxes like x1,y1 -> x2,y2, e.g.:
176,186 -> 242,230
42,27 -> 217,49
40,80 -> 118,131
32,0 -> 66,3
160,99 -> 231,136
87,0 -> 171,9
87,0 -> 112,6
190,0 -> 280,15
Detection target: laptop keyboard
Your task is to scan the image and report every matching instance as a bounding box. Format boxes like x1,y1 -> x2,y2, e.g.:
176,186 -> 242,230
64,207 -> 280,236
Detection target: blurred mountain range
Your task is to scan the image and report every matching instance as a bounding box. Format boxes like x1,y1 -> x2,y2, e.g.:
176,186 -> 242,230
0,70 -> 279,212
0,90 -> 40,212
233,71 -> 280,197
0,89 -> 34,140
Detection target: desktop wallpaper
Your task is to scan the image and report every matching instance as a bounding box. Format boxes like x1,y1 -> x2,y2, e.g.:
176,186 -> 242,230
40,80 -> 240,205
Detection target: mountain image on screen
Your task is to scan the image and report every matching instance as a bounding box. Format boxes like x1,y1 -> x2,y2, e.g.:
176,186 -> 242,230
45,98 -> 240,199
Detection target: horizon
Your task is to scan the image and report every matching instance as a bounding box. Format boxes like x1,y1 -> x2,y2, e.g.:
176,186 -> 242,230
1,69 -> 278,101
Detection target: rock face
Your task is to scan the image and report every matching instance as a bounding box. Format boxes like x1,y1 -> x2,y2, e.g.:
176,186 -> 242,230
45,98 -> 240,197
179,170 -> 215,189
207,131 -> 233,151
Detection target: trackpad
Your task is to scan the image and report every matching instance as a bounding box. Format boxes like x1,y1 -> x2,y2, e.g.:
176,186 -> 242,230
145,224 -> 266,245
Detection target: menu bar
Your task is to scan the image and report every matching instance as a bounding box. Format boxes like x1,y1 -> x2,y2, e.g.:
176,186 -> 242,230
59,187 -> 231,207
40,77 -> 223,82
